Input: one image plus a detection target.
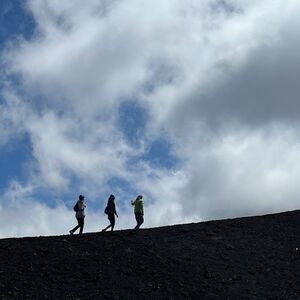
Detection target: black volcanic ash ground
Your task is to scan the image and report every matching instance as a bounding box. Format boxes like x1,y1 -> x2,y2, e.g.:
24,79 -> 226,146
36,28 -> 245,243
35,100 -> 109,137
1,210 -> 300,299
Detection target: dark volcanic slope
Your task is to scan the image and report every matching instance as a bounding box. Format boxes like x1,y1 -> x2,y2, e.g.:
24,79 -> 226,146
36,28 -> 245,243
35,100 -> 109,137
1,210 -> 300,300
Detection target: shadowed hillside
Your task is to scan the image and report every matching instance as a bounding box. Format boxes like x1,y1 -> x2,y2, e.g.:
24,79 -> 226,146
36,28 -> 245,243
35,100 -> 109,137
1,210 -> 300,299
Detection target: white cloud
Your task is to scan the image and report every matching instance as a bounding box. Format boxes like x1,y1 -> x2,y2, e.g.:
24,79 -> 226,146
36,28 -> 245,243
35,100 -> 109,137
1,0 -> 300,237
0,89 -> 29,145
174,126 -> 300,220
26,110 -> 133,190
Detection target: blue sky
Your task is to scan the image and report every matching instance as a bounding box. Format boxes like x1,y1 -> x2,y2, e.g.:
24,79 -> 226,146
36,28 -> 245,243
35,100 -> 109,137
0,1 -> 35,45
0,135 -> 31,189
0,0 -> 34,192
1,0 -> 300,238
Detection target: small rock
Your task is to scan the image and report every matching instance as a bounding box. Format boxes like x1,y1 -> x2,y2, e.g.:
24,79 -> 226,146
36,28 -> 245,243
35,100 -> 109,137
177,281 -> 184,287
232,274 -> 242,281
248,268 -> 256,275
220,255 -> 230,261
226,244 -> 234,250
180,290 -> 189,297
204,271 -> 214,279
206,232 -> 215,237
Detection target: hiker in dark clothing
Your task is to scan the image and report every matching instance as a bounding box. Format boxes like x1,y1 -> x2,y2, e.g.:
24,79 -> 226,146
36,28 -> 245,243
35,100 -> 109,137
69,195 -> 86,235
102,194 -> 118,232
131,195 -> 144,229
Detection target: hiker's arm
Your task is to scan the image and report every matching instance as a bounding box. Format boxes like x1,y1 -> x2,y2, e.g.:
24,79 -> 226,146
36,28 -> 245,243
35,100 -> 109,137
114,204 -> 118,217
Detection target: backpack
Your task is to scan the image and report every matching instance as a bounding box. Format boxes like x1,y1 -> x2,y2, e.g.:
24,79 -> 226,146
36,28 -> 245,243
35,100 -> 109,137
73,202 -> 79,212
104,206 -> 109,214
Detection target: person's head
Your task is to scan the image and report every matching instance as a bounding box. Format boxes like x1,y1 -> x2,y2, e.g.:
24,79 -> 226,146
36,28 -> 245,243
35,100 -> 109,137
137,195 -> 143,200
79,195 -> 85,201
108,194 -> 115,202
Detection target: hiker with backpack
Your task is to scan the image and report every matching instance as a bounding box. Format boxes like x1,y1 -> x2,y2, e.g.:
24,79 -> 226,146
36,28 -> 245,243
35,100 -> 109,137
69,195 -> 86,235
102,194 -> 118,232
131,195 -> 144,229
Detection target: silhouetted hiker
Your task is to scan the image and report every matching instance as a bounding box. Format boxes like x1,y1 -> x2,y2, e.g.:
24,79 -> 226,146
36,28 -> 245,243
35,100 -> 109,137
102,194 -> 118,232
131,195 -> 144,229
69,195 -> 86,235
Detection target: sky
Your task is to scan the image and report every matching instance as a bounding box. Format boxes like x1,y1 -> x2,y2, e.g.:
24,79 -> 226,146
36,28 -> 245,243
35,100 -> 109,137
1,0 -> 300,238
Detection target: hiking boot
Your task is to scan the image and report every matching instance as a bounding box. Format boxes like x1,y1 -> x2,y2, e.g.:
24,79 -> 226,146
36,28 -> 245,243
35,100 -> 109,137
69,230 -> 74,235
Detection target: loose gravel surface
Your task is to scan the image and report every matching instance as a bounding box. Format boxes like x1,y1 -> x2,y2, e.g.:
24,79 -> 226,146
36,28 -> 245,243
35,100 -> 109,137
1,210 -> 300,299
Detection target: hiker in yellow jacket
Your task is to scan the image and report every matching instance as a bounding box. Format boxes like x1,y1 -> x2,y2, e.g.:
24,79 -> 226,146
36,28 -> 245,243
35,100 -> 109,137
131,195 -> 144,229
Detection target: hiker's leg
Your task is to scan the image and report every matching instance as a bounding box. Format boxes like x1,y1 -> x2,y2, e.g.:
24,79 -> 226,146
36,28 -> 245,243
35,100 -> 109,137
139,214 -> 144,228
134,213 -> 139,229
78,218 -> 84,234
70,225 -> 79,233
71,219 -> 80,232
135,213 -> 144,229
110,214 -> 115,231
102,224 -> 111,231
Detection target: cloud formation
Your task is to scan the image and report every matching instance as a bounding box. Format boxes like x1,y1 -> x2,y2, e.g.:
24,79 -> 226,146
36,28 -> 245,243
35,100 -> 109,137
1,0 -> 300,237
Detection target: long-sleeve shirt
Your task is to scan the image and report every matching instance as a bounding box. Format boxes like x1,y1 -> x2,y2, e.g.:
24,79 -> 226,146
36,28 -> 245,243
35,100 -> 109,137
132,198 -> 144,214
106,201 -> 117,215
76,201 -> 86,218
